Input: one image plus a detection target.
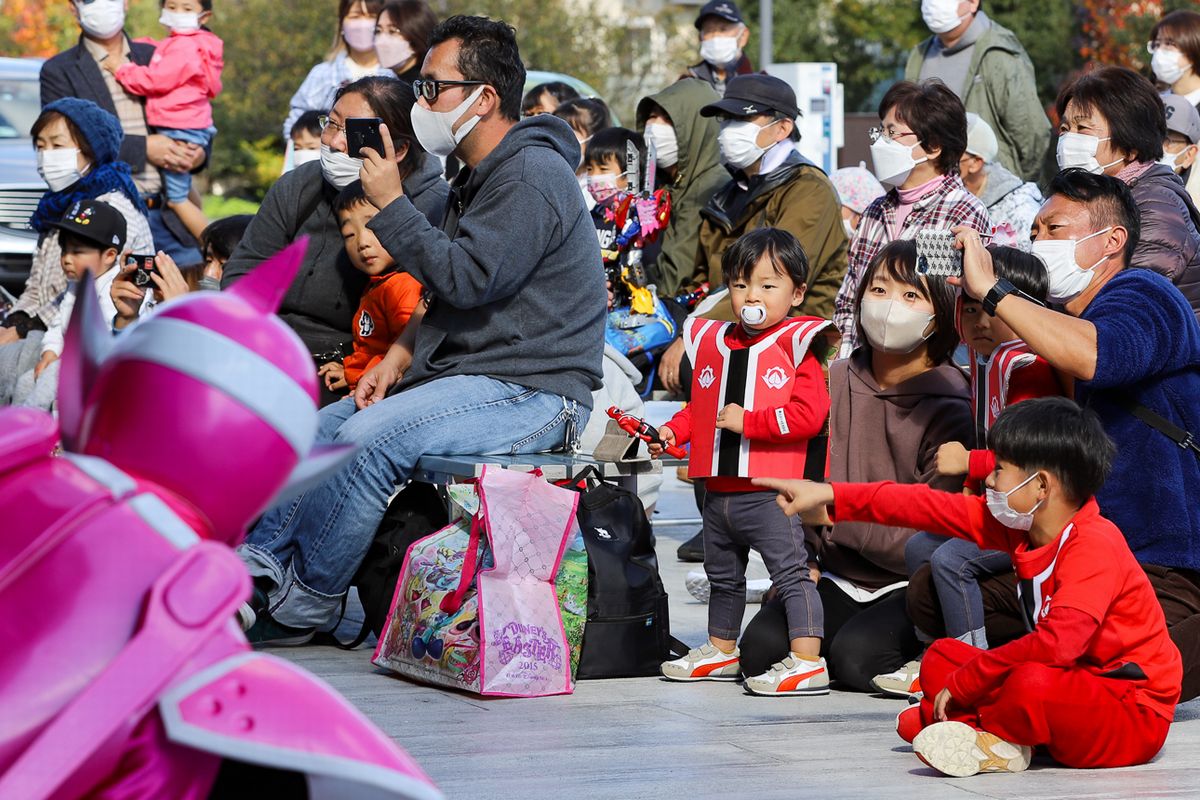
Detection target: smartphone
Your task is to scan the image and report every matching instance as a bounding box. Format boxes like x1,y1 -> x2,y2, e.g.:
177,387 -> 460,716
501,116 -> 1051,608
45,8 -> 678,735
346,117 -> 385,158
915,229 -> 963,278
126,253 -> 158,288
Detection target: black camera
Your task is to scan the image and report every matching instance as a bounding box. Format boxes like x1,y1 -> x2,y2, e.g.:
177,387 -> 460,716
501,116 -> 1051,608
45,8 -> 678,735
127,254 -> 157,288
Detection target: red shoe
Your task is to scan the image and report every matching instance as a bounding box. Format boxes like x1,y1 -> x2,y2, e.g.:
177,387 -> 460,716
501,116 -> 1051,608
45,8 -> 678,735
896,704 -> 923,744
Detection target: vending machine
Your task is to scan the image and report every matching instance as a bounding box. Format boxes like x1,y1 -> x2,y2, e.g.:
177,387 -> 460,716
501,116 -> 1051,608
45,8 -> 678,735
766,62 -> 844,174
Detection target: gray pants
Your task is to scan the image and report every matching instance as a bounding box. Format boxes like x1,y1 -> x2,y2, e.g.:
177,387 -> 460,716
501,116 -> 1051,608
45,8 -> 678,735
0,332 -> 45,406
703,490 -> 823,642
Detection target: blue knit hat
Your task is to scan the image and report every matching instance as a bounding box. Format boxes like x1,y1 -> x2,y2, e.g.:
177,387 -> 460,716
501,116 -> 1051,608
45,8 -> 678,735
42,97 -> 124,165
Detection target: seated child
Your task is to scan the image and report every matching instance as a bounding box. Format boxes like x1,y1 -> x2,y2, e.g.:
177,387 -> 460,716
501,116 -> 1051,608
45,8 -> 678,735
652,227 -> 832,696
198,214 -> 253,290
873,246 -> 1060,692
318,182 -> 423,398
289,110 -> 324,170
12,199 -> 126,410
112,0 -> 223,240
757,397 -> 1181,775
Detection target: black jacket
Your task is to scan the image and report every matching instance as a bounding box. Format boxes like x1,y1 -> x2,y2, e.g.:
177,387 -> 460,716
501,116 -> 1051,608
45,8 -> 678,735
1128,163 -> 1200,323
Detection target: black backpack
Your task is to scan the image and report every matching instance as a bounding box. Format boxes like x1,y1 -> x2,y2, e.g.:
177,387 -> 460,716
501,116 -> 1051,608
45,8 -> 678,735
563,467 -> 688,678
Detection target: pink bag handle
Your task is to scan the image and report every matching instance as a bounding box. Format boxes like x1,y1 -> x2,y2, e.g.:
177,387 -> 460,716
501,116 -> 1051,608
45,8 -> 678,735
440,513 -> 483,614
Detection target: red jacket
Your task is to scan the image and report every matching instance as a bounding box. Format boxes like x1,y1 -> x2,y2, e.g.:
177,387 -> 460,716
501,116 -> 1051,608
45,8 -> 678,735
830,481 -> 1182,721
116,29 -> 224,129
343,272 -> 423,391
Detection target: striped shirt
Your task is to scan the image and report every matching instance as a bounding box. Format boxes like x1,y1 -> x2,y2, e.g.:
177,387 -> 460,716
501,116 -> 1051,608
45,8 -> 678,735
834,174 -> 991,357
83,35 -> 162,195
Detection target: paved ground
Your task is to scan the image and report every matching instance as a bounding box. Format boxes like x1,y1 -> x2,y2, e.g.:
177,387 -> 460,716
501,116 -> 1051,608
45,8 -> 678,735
281,411 -> 1200,799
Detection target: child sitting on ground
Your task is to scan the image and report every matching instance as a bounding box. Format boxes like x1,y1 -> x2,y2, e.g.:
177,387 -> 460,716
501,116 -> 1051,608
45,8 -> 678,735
111,0 -> 223,240
197,214 -> 252,291
757,397 -> 1181,776
652,227 -> 832,696
289,110 -> 324,170
318,181 -> 423,396
871,246 -> 1061,694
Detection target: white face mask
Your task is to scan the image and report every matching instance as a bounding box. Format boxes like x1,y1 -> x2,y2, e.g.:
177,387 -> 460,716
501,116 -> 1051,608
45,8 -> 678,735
859,298 -> 935,353
77,0 -> 126,38
159,9 -> 201,32
921,0 -> 963,34
1030,227 -> 1112,303
985,472 -> 1043,531
1152,48 -> 1189,86
292,148 -> 322,167
342,18 -> 376,52
870,135 -> 928,188
578,174 -> 596,211
644,122 -> 679,168
38,148 -> 83,192
1056,132 -> 1123,174
1160,147 -> 1191,173
718,119 -> 779,170
319,142 -> 363,189
739,303 -> 767,328
411,85 -> 485,158
699,34 -> 741,67
375,33 -> 414,69
843,218 -> 856,237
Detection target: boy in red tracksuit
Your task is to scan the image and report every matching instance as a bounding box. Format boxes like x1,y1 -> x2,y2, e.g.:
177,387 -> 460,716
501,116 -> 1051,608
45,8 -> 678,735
651,228 -> 833,696
757,397 -> 1181,777
319,182 -> 423,395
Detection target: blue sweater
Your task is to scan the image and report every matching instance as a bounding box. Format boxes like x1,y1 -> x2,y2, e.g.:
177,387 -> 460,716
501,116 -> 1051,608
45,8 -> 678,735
1078,268 -> 1200,571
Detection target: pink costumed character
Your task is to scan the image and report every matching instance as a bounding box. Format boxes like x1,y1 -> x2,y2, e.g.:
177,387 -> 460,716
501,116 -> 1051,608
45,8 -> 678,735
0,239 -> 442,800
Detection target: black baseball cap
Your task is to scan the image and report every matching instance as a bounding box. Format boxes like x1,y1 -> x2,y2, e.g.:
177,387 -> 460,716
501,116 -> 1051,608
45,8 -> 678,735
695,0 -> 744,28
700,74 -> 801,121
47,198 -> 127,251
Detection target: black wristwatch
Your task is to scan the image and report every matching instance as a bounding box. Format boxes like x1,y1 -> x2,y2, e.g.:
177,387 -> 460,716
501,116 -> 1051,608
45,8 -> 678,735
982,278 -> 1016,317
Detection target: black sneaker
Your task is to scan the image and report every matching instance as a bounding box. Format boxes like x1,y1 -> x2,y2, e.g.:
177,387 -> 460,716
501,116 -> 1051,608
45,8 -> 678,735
245,610 -> 315,647
235,583 -> 271,632
676,530 -> 705,562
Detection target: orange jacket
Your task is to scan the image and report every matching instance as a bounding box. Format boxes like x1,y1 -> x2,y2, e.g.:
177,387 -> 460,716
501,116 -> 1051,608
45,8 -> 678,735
343,271 -> 423,390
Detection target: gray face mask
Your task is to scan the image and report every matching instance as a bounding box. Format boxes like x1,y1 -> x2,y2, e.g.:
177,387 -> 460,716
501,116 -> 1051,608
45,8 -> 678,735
198,276 -> 222,292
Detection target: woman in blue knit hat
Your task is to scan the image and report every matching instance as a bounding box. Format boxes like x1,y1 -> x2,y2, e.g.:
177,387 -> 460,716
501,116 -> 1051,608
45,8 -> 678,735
0,98 -> 153,401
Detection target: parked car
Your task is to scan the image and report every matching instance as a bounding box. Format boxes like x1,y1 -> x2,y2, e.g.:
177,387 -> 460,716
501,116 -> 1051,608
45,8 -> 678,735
0,56 -> 45,298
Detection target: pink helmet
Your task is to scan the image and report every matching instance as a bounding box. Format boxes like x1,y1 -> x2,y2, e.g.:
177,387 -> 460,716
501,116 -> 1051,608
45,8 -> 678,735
57,238 -> 349,545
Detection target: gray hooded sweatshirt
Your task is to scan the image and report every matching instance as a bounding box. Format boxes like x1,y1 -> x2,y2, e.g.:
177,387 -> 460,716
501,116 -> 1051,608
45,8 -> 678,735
370,114 -> 605,407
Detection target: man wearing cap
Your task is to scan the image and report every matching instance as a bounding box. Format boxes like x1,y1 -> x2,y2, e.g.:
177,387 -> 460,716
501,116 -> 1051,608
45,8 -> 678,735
1162,92 -> 1200,208
906,0 -> 1049,182
958,112 -> 1042,250
684,0 -> 755,95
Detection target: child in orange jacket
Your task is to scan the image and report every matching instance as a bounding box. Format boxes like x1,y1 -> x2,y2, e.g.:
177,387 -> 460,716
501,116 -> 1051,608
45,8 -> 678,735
318,182 -> 423,395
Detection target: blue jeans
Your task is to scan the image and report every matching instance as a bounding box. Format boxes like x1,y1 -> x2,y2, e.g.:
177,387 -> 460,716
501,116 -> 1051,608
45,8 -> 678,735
239,376 -> 589,628
147,207 -> 202,265
904,532 -> 1012,649
157,126 -> 217,203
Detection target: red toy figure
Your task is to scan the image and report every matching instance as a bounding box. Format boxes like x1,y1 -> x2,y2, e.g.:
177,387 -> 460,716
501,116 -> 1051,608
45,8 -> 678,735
607,406 -> 688,459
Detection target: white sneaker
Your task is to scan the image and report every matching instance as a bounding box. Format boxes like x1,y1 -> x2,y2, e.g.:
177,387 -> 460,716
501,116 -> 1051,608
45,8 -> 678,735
914,721 -> 1032,777
236,602 -> 257,632
744,655 -> 830,696
684,570 -> 773,604
870,659 -> 923,698
661,642 -> 741,681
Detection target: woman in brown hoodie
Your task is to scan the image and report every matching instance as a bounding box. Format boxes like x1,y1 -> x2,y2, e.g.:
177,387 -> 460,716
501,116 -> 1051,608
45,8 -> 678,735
739,240 -> 974,690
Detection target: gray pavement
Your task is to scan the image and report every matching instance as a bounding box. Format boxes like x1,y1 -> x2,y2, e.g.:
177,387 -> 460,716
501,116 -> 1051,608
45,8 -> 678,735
282,468 -> 1200,800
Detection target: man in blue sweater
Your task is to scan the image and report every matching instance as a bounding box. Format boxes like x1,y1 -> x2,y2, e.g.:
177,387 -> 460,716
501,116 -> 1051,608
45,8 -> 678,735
953,168 -> 1200,701
238,16 -> 606,643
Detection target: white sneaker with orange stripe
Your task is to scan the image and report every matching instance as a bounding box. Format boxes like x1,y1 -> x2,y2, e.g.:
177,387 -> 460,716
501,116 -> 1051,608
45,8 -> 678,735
870,659 -> 922,698
660,642 -> 741,681
744,655 -> 830,696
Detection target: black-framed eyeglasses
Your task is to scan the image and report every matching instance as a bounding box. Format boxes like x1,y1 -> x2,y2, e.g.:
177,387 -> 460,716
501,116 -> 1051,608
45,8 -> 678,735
412,78 -> 485,103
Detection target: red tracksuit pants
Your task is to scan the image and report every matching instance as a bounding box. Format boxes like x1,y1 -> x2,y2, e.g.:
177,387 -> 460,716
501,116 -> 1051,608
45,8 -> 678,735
915,638 -> 1171,768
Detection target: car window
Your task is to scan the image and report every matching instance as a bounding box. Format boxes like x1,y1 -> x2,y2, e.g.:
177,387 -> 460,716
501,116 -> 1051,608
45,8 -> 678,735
0,77 -> 41,139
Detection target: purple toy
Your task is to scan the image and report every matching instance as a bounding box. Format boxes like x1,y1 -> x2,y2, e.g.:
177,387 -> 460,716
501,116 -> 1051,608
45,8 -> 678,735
0,240 -> 442,799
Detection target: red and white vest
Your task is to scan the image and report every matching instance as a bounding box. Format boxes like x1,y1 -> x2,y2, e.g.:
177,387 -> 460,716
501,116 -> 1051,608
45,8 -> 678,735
683,316 -> 830,479
974,339 -> 1038,433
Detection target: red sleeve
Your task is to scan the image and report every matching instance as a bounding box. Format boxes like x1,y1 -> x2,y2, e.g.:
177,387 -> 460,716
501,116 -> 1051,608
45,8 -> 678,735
1006,357 -> 1063,407
829,481 -> 1015,552
967,449 -> 996,483
663,405 -> 693,446
743,351 -> 830,442
947,607 -> 1100,705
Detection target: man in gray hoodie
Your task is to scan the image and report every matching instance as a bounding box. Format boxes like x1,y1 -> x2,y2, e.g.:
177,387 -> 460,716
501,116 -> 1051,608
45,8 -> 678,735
239,15 -> 606,643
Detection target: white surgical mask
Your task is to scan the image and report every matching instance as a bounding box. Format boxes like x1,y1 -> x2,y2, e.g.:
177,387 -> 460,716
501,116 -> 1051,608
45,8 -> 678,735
921,0 -> 962,35
292,148 -> 322,167
1056,132 -> 1123,174
38,148 -> 83,192
870,135 -> 928,187
319,143 -> 363,189
644,122 -> 679,168
719,119 -> 778,170
1030,227 -> 1112,303
1152,48 -> 1189,86
375,33 -> 414,69
159,9 -> 201,32
341,18 -> 376,52
586,173 -> 621,205
985,472 -> 1043,531
77,0 -> 126,38
699,35 -> 741,67
410,86 -> 485,158
859,298 -> 935,353
1159,147 -> 1192,173
739,304 -> 767,327
843,218 -> 856,238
